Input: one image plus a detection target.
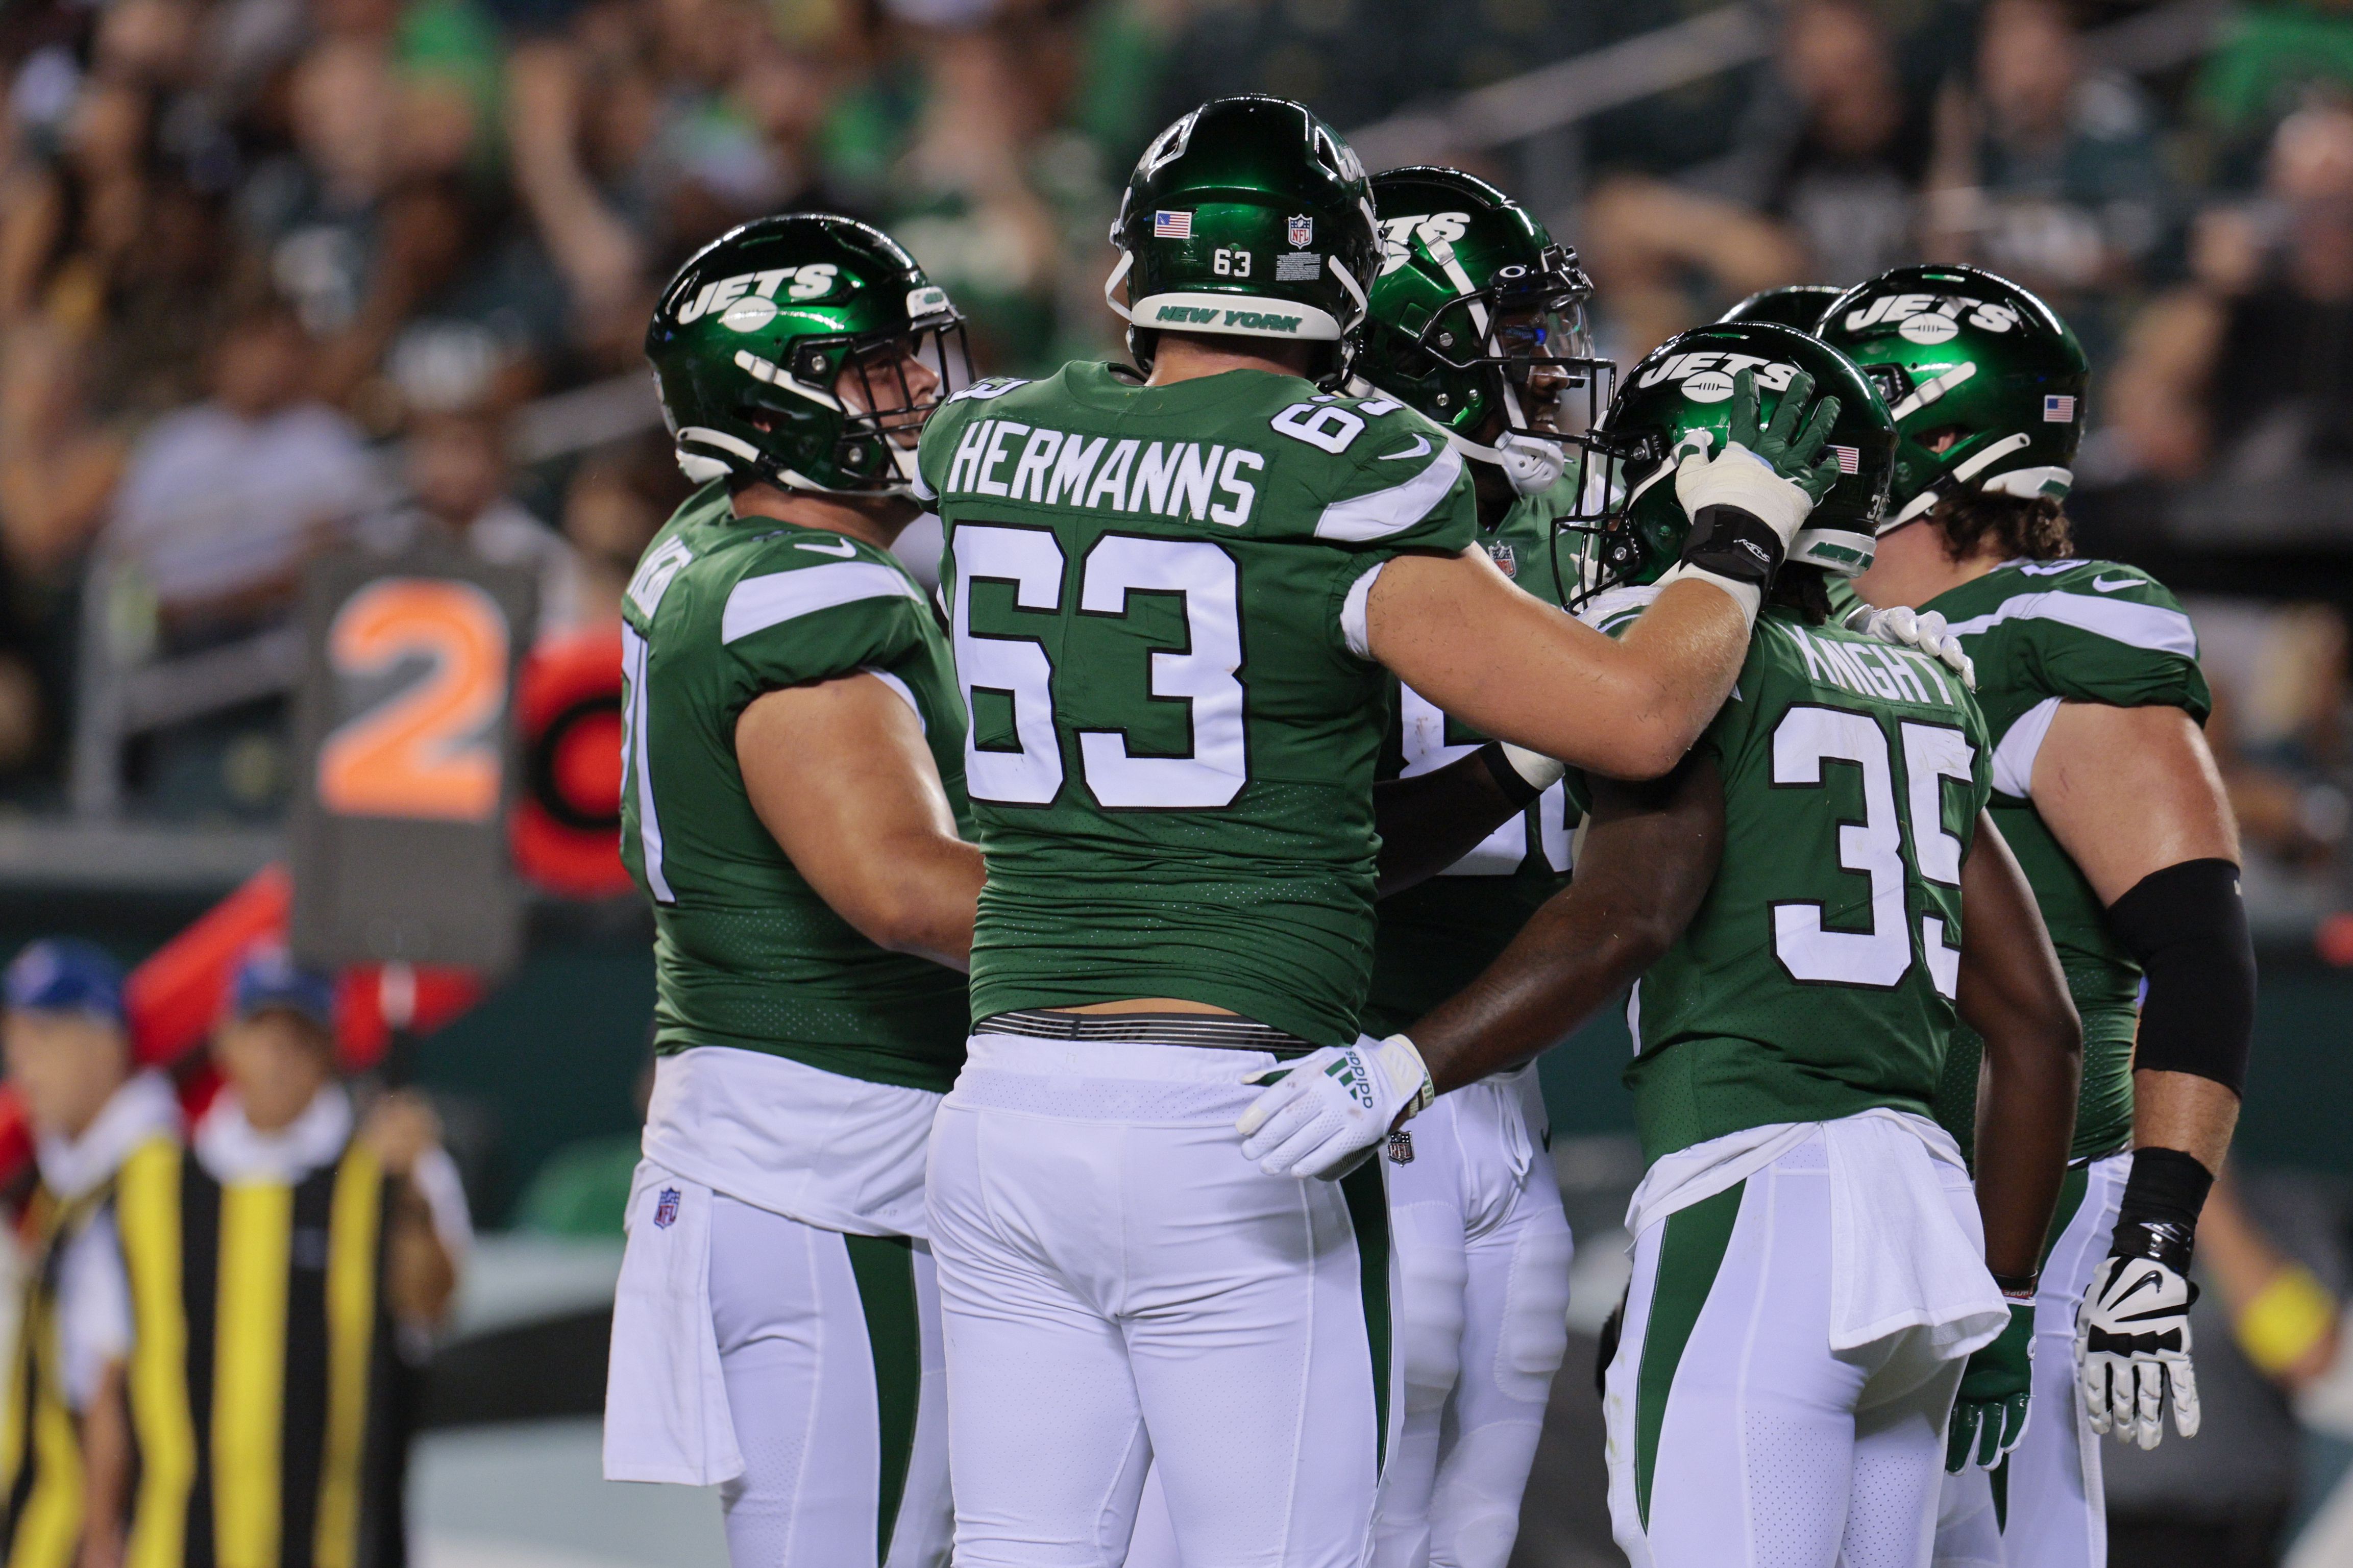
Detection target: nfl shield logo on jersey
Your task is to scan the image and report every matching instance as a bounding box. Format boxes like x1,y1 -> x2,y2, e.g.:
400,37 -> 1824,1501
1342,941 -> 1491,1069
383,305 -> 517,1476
1487,541 -> 1517,578
653,1187 -> 681,1229
1387,1129 -> 1414,1164
1289,214 -> 1313,247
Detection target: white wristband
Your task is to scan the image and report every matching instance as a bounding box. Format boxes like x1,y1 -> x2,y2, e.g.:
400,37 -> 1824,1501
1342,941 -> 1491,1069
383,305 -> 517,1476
1376,1033 -> 1436,1122
1655,562 -> 1762,628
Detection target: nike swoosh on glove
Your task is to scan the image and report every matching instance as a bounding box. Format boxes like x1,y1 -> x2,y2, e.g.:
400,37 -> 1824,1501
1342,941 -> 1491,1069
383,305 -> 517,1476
2078,1254 -> 2202,1449
1236,1034 -> 1433,1180
1947,1301 -> 2035,1473
1848,604 -> 1977,691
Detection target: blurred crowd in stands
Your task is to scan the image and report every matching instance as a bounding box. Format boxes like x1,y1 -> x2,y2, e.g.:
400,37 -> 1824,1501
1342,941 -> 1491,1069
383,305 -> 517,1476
5,0 -> 2353,924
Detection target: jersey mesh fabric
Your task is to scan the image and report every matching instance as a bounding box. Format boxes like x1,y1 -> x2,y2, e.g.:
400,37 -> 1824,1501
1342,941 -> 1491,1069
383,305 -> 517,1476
1920,559 -> 2211,1163
620,483 -> 972,1091
1582,591 -> 1994,1164
920,361 -> 1478,1046
1359,478 -> 1581,1036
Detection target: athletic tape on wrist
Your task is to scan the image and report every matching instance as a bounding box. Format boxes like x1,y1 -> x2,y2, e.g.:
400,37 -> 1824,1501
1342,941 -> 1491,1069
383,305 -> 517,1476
1655,562 -> 1762,627
1477,742 -> 1562,807
2112,1146 -> 2214,1270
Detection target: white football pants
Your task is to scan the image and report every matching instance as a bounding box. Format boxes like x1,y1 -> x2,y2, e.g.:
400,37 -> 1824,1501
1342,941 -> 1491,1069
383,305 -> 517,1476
606,1180 -> 952,1568
1604,1134 -> 1976,1568
1123,1068 -> 1575,1568
1933,1152 -> 2128,1568
926,1032 -> 1396,1568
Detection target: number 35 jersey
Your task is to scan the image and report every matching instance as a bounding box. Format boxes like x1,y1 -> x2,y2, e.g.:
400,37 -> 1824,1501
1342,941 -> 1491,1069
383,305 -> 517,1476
619,482 -> 972,1092
916,360 -> 1477,1047
1580,589 -> 1994,1164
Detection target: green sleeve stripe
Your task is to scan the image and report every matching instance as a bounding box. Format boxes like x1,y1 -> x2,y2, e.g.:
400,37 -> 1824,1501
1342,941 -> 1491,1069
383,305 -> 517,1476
721,561 -> 926,644
1313,442 -> 1464,541
1946,591 -> 2197,659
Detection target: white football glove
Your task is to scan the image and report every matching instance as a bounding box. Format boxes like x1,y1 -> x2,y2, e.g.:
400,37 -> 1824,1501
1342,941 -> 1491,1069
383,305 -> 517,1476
2077,1253 -> 2202,1449
1237,1034 -> 1433,1180
1848,604 -> 1977,692
1672,437 -> 1819,553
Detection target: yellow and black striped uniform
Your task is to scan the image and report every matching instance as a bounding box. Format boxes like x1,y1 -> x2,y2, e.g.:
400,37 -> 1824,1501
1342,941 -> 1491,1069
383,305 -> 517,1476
0,1137 -> 186,1568
117,1136 -> 409,1568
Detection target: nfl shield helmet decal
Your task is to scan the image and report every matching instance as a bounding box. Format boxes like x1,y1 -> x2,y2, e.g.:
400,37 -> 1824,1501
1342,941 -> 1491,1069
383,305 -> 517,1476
1289,214 -> 1314,247
654,1187 -> 682,1229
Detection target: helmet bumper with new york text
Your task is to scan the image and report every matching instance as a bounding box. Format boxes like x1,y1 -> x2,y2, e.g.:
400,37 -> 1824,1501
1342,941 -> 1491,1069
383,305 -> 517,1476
1353,165 -> 1614,497
1108,95 -> 1382,382
1577,321 -> 1898,599
1813,264 -> 2088,529
645,213 -> 969,497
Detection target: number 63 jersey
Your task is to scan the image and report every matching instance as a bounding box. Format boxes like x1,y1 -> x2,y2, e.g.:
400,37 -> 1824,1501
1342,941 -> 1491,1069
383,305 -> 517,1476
916,361 -> 1477,1047
1579,588 -> 1995,1164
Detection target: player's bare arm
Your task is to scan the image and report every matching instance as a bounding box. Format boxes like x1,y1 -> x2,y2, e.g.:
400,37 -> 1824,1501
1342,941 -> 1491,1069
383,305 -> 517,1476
1368,366 -> 1847,781
1406,759 -> 1724,1092
2032,696 -> 2252,1448
1954,813 -> 2081,1283
1371,743 -> 1563,898
739,674 -> 984,972
78,1360 -> 129,1568
2031,700 -> 2246,1173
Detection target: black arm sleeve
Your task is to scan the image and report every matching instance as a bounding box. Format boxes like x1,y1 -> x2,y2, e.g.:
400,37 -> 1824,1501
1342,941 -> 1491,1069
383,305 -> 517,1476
2105,857 -> 2256,1097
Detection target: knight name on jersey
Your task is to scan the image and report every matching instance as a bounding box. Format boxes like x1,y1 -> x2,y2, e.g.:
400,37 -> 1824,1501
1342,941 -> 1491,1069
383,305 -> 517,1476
1782,623 -> 1967,711
1837,292 -> 2021,339
674,264 -> 842,323
939,417 -> 1265,526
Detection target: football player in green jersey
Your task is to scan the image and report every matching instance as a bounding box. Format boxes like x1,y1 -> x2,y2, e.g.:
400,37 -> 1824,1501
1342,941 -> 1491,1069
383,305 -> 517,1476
918,97 -> 1853,1568
1350,165 -> 1592,1568
602,213 -> 979,1568
1822,265 -> 2253,1568
1283,321 -> 2087,1567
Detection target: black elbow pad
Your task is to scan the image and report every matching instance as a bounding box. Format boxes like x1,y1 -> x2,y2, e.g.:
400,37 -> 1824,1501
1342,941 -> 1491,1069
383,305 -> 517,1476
2105,857 -> 2255,1097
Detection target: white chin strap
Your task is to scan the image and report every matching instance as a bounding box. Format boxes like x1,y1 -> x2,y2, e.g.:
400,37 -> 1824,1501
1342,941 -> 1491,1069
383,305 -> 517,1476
1445,428 -> 1565,496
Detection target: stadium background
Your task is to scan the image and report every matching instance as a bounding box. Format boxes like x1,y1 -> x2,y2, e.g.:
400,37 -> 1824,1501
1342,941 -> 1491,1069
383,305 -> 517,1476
2,0 -> 2353,1560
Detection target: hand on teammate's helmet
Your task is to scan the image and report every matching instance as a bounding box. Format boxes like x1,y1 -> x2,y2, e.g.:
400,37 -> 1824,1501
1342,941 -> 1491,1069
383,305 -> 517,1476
1672,369 -> 1845,559
1236,1033 -> 1432,1180
1947,1301 -> 2035,1473
2078,1254 -> 2202,1449
1849,605 -> 1977,691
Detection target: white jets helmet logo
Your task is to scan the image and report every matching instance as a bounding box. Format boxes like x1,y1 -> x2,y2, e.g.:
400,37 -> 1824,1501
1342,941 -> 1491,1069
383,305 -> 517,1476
1635,350 -> 1799,399
1841,292 -> 2021,336
1377,211 -> 1472,274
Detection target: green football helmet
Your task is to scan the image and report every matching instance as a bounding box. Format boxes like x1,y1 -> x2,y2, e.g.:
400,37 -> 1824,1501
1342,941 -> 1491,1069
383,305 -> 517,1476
1578,321 -> 1897,596
646,213 -> 968,497
1351,166 -> 1613,497
1108,95 -> 1381,381
1813,264 -> 2088,529
1719,284 -> 1845,332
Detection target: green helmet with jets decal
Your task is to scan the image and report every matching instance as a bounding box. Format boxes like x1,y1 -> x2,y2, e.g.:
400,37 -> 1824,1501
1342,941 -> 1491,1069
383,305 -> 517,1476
1719,284 -> 1846,332
645,213 -> 967,497
1108,95 -> 1381,379
1813,264 -> 2087,529
1352,165 -> 1613,497
1579,321 -> 1897,595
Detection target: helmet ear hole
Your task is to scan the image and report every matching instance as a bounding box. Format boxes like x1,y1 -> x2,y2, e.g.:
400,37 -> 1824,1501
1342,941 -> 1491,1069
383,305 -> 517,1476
1917,424 -> 1968,456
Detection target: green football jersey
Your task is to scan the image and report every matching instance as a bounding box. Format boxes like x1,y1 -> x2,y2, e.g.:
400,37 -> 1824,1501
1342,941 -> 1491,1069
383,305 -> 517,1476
1920,558 -> 2212,1164
1583,588 -> 1994,1164
1360,479 -> 1581,1037
916,360 -> 1478,1047
619,482 -> 972,1092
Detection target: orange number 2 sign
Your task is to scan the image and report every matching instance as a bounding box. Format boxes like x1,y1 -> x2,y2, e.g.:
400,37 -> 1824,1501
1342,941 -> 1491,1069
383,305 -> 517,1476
317,578 -> 510,822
